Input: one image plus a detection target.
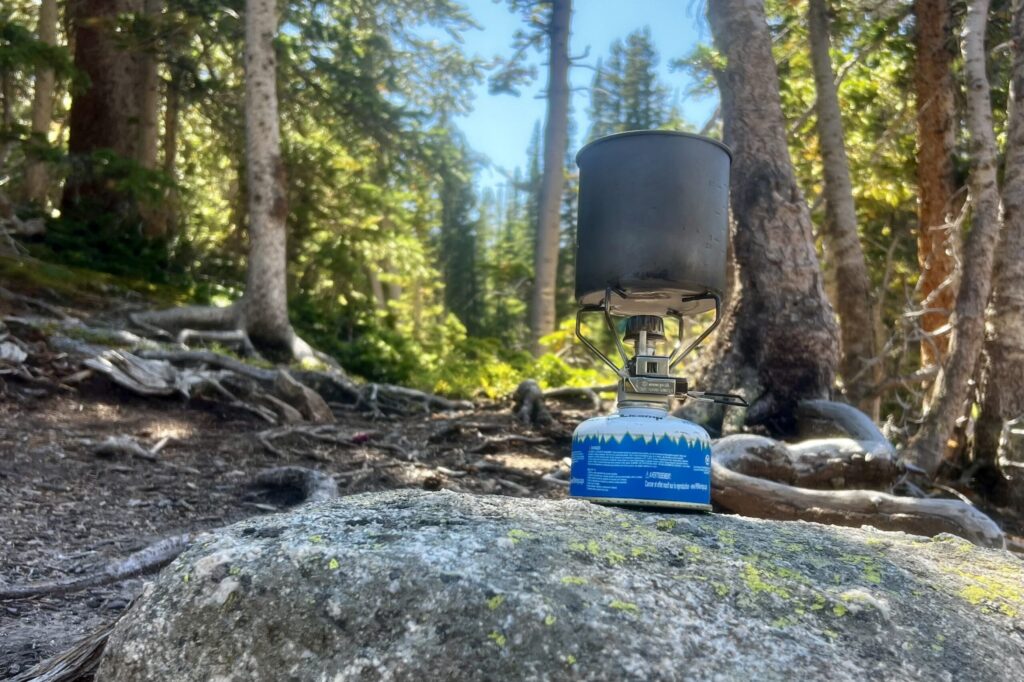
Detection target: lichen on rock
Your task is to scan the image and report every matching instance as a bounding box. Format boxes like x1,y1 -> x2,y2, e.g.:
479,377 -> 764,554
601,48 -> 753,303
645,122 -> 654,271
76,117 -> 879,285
99,490 -> 1024,681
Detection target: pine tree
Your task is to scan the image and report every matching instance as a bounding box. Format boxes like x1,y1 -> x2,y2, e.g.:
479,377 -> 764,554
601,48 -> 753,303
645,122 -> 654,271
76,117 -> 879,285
587,27 -> 670,140
440,146 -> 482,335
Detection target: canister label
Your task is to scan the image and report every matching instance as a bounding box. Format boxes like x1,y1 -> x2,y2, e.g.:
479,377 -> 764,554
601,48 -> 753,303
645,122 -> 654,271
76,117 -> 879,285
570,433 -> 711,506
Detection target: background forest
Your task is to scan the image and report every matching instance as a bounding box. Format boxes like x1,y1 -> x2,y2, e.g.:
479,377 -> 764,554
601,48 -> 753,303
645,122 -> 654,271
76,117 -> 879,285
1,0 -> 1023,498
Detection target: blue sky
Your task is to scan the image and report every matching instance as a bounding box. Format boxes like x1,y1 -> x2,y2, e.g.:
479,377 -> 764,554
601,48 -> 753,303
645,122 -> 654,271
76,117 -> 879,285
453,0 -> 718,187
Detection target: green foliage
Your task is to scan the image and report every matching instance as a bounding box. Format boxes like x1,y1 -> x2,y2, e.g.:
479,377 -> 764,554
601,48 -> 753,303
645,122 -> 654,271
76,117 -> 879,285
44,151 -> 177,279
588,27 -> 680,140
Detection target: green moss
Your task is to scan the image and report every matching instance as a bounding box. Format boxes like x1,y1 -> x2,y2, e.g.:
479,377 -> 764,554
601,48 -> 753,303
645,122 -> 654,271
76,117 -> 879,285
685,544 -> 702,556
717,529 -> 737,546
713,582 -> 730,597
507,529 -> 532,544
544,614 -> 557,626
609,599 -> 640,614
228,566 -> 241,576
741,563 -> 791,599
655,519 -> 676,531
561,576 -> 587,586
771,615 -> 796,628
0,255 -> 186,305
838,554 -> 883,585
328,558 -> 339,570
486,595 -> 505,610
566,654 -> 577,666
488,631 -> 507,647
832,603 -> 848,617
932,552 -> 1024,617
309,535 -> 323,544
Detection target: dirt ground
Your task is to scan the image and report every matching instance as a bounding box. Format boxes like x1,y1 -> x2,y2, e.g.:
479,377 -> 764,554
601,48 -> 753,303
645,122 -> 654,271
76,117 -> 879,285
2,271 -> 1022,679
0,376 -> 577,678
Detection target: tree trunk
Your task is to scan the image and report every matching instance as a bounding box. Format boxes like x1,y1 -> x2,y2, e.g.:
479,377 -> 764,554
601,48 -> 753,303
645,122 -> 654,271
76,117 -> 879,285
906,0 -> 1002,476
529,0 -> 571,355
913,0 -> 960,369
159,69 -> 180,238
62,0 -> 144,216
700,0 -> 840,436
23,0 -> 59,205
241,0 -> 306,357
807,0 -> 879,418
975,0 -> 1024,503
137,0 -> 161,171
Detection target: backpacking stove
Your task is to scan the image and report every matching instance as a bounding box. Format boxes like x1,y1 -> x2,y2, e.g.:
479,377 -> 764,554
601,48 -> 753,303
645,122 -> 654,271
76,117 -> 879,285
569,131 -> 746,510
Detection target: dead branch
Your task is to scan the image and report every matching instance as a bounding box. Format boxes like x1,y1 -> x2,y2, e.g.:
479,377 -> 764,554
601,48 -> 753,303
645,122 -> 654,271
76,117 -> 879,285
711,462 -> 1005,548
0,533 -> 194,601
513,379 -> 554,428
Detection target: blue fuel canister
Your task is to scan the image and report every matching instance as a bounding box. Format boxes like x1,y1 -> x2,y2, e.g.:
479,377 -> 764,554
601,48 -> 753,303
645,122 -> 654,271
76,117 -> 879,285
570,405 -> 712,510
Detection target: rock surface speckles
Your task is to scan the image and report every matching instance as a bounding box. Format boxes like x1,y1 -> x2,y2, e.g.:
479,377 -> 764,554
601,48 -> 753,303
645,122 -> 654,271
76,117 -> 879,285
99,490 -> 1024,681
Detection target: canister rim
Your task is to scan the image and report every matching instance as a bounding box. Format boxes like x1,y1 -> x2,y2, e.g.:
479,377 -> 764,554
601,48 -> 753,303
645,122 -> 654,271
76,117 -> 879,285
575,130 -> 733,165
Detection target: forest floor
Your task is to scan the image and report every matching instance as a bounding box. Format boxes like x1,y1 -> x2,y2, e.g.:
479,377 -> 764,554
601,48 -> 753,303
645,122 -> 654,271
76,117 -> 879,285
0,269 -> 579,678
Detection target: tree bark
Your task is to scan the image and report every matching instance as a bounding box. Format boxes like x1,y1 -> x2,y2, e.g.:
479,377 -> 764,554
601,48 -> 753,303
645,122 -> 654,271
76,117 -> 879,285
700,0 -> 840,436
137,0 -> 161,171
23,0 -> 59,205
241,0 -> 307,357
975,0 -> 1024,503
807,0 -> 879,418
159,69 -> 180,237
913,0 -> 960,369
906,0 -> 1003,476
529,0 -> 571,355
62,0 -> 144,215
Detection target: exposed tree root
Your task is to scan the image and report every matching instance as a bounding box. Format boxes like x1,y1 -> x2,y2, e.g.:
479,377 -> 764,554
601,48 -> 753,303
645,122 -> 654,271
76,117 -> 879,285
711,462 -> 1005,548
796,399 -> 894,449
0,533 -> 194,601
513,379 -> 554,428
129,304 -> 242,335
714,434 -> 900,490
249,465 -> 339,504
542,384 -> 617,411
